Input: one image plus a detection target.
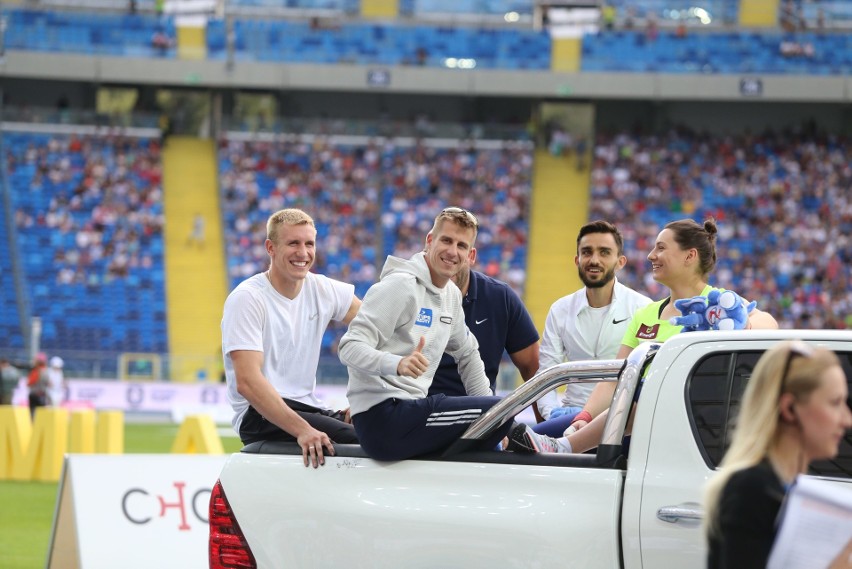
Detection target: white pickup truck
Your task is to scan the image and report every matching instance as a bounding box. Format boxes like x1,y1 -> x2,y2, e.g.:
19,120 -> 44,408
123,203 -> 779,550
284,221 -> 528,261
209,330 -> 852,569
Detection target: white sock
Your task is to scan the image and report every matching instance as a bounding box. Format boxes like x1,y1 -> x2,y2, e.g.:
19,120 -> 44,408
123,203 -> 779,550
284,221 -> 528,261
556,437 -> 573,454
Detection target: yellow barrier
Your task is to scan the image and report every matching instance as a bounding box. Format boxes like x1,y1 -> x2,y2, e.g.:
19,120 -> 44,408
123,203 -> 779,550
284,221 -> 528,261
96,410 -> 125,454
171,414 -> 225,454
0,406 -> 33,480
0,406 -> 225,481
69,410 -> 96,454
0,406 -> 68,481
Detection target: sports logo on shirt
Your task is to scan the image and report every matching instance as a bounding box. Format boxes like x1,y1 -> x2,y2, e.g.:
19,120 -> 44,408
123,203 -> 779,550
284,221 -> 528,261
415,308 -> 433,327
636,323 -> 660,340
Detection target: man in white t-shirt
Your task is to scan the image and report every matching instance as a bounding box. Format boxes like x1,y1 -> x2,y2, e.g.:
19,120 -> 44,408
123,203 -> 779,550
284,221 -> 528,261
222,208 -> 361,468
529,220 -> 651,438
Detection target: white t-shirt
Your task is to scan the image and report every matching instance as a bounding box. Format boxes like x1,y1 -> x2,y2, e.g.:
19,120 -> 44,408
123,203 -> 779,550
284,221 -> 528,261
221,272 -> 354,432
537,279 -> 652,416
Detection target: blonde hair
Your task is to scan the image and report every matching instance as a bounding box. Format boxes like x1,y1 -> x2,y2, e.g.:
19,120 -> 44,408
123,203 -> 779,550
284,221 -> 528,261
429,207 -> 479,241
266,208 -> 314,242
704,341 -> 840,536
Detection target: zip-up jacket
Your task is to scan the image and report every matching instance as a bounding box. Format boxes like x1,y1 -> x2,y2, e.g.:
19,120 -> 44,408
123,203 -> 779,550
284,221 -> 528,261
340,252 -> 490,415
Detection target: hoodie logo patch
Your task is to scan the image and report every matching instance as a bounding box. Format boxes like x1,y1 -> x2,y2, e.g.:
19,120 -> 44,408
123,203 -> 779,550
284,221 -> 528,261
415,308 -> 433,327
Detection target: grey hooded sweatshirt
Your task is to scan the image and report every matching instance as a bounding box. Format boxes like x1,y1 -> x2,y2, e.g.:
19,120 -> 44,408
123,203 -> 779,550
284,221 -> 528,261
340,252 -> 491,416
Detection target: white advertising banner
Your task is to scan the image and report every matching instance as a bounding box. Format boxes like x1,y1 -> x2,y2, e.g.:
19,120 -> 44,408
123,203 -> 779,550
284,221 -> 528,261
12,380 -> 352,417
14,381 -> 535,424
66,380 -> 229,413
49,454 -> 227,569
12,379 -> 229,411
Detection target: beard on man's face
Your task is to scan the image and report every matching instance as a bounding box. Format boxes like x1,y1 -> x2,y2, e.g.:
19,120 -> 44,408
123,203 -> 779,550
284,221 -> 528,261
579,264 -> 616,289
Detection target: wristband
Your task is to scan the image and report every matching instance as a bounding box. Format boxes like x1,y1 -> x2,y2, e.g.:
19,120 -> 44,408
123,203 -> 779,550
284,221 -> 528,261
571,410 -> 592,425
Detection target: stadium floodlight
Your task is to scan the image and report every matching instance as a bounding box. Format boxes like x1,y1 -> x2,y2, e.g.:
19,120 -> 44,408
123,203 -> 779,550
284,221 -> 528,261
445,58 -> 477,69
690,7 -> 712,25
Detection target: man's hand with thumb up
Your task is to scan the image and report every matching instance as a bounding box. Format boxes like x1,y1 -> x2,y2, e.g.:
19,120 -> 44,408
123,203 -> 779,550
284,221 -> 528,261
397,336 -> 428,378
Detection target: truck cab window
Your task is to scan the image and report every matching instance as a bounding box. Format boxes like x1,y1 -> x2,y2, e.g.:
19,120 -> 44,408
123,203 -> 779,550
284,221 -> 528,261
688,349 -> 852,480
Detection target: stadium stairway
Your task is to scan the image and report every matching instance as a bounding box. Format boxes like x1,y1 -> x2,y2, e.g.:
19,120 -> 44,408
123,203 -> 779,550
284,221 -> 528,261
525,149 -> 588,332
739,0 -> 779,26
162,136 -> 228,383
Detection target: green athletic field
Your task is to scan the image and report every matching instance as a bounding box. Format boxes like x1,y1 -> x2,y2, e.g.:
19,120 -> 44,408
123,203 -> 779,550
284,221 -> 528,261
0,422 -> 243,569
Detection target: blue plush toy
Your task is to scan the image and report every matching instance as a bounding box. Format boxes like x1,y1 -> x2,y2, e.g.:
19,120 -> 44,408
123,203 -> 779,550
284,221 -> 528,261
670,296 -> 711,332
670,290 -> 757,332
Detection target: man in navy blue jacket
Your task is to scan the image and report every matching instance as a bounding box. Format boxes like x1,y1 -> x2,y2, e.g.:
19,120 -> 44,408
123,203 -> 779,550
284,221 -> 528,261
428,253 -> 541,419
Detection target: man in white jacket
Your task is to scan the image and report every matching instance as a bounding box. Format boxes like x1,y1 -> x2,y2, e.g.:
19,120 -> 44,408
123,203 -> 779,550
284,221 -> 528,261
531,220 -> 651,437
339,207 -> 513,461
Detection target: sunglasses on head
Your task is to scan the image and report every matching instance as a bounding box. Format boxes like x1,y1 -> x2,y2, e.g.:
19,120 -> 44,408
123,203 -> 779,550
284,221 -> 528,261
441,207 -> 479,228
779,340 -> 815,397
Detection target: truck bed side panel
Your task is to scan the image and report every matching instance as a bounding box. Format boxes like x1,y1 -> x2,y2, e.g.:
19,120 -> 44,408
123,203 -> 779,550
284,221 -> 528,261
220,454 -> 625,568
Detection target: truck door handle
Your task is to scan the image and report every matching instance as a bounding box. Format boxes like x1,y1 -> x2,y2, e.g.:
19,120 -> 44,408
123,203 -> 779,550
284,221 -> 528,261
657,504 -> 704,524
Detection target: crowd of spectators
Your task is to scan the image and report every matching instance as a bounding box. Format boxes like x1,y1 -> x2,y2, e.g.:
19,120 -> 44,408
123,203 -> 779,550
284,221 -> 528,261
7,131 -> 167,353
220,136 -> 532,289
218,135 -> 533,352
222,126 -> 852,343
588,126 -> 852,330
11,134 -> 165,286
219,136 -> 381,299
6,123 -> 850,362
378,140 -> 533,294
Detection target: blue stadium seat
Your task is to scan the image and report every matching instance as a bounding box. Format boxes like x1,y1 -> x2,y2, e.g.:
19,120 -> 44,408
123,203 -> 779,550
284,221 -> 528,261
0,8 -> 177,59
581,29 -> 852,74
2,130 -> 169,356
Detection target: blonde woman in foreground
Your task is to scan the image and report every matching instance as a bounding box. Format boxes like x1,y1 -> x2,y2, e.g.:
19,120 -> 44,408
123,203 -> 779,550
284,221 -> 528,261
704,340 -> 852,569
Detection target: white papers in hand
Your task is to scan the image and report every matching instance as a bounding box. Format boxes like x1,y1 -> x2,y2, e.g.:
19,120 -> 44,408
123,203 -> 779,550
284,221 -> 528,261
767,475 -> 852,569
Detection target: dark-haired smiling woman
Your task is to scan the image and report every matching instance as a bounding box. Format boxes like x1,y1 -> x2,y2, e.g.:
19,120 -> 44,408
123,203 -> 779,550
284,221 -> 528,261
511,218 -> 779,454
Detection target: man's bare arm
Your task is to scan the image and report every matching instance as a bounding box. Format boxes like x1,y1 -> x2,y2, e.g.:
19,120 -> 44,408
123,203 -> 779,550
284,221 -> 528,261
342,296 -> 362,325
231,350 -> 334,467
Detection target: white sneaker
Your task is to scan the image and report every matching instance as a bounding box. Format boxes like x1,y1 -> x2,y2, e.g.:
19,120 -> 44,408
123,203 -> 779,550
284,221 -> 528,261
507,424 -> 566,454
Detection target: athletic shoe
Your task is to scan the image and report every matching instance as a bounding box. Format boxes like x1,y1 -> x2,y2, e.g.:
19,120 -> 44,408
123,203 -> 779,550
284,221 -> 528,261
507,423 -> 564,454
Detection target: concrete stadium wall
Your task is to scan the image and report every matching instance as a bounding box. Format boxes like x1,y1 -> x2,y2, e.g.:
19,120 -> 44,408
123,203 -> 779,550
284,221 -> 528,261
3,50 -> 852,103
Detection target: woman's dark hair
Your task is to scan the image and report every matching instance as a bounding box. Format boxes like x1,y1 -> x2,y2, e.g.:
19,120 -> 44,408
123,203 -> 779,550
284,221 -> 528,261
665,218 -> 717,276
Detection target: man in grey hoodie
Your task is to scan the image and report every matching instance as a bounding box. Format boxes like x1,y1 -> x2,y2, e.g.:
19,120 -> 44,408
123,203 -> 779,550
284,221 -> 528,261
339,207 -> 514,461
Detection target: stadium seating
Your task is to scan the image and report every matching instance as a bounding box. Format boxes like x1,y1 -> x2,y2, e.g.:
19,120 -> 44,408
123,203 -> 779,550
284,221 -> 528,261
219,136 -> 533,353
2,9 -> 177,58
0,182 -> 24,349
377,142 -> 532,293
6,4 -> 852,74
206,18 -> 551,69
587,129 -> 852,330
581,29 -> 852,74
4,119 -> 850,371
3,131 -> 168,366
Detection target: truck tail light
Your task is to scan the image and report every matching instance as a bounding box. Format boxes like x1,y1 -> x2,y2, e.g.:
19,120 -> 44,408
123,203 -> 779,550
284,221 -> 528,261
209,479 -> 257,569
